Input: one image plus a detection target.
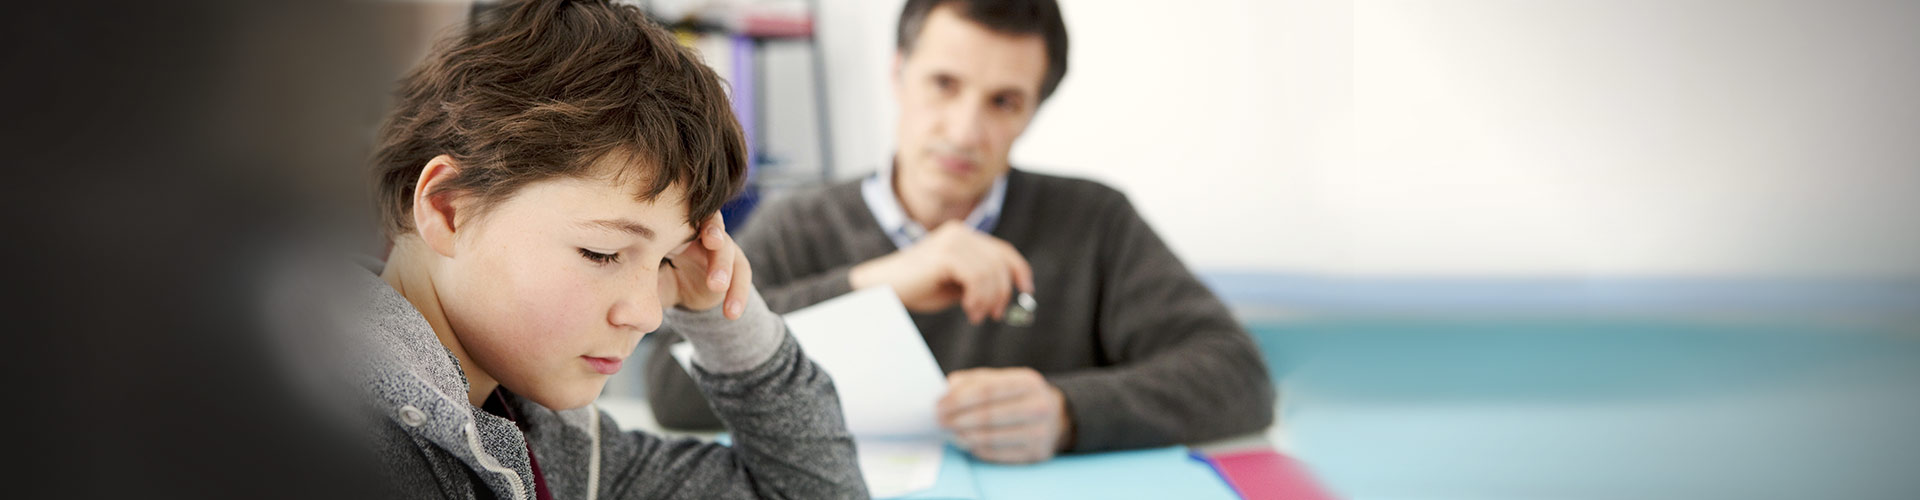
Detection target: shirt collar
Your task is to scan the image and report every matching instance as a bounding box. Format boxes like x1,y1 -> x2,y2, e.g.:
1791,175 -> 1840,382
861,162 -> 1008,249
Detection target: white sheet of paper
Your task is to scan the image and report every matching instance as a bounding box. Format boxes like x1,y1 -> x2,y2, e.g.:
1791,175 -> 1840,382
669,286 -> 951,497
855,439 -> 947,498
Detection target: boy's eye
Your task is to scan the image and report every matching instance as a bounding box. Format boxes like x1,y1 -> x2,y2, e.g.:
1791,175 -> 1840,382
660,257 -> 676,269
578,248 -> 620,265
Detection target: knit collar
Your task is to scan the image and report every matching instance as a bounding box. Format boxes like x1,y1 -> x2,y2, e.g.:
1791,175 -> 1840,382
860,160 -> 1008,249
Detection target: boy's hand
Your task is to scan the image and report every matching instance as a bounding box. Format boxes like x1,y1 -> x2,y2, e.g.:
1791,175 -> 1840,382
848,221 -> 1034,324
659,213 -> 753,319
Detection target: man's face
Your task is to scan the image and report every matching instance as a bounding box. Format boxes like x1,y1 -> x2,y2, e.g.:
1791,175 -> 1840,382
894,4 -> 1049,203
434,171 -> 696,411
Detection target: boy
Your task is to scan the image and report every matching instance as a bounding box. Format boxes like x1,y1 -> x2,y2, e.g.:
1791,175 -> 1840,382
357,1 -> 865,498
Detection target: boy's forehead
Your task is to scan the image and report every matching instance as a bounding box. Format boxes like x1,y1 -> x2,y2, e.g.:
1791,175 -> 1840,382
531,172 -> 697,241
588,150 -> 696,212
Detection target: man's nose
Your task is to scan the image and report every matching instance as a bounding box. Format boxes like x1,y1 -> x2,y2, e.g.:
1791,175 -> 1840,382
943,100 -> 989,151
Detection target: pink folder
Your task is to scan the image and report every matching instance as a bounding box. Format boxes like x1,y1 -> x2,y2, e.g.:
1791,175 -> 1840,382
1200,449 -> 1337,500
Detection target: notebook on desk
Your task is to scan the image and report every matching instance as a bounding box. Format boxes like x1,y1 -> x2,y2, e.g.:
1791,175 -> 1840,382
1196,449 -> 1337,500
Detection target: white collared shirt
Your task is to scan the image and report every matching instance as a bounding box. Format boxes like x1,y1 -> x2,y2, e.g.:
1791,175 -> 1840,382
860,163 -> 1008,249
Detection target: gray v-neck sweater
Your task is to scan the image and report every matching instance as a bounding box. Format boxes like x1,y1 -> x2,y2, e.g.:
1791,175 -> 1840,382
645,169 -> 1274,452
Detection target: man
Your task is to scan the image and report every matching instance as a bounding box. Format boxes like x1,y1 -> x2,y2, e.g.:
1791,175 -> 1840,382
644,0 -> 1273,464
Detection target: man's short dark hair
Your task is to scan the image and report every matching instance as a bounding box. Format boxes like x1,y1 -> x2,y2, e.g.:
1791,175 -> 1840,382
897,0 -> 1069,103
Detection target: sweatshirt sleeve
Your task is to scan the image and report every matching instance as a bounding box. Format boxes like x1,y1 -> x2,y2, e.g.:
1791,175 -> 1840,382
1044,192 -> 1276,452
601,298 -> 867,499
641,197 -> 856,430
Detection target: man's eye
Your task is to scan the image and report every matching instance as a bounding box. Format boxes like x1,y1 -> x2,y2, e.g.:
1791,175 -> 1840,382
578,248 -> 620,265
993,95 -> 1018,111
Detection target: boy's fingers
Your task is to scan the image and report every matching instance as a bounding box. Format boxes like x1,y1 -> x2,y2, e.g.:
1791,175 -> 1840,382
703,212 -> 727,240
722,255 -> 752,319
705,227 -> 735,292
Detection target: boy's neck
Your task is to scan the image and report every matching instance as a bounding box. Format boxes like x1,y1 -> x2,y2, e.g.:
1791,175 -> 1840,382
381,238 -> 499,407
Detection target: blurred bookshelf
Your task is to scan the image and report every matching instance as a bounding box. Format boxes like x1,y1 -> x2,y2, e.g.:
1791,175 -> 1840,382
640,0 -> 838,232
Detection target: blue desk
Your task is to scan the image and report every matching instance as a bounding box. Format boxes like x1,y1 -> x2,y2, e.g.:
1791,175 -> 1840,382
1249,315 -> 1920,499
893,445 -> 1240,500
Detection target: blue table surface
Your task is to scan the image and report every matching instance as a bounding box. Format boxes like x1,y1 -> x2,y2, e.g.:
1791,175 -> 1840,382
1246,315 -> 1920,499
895,444 -> 1239,500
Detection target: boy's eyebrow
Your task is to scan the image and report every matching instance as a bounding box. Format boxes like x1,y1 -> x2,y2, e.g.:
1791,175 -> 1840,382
578,218 -> 656,240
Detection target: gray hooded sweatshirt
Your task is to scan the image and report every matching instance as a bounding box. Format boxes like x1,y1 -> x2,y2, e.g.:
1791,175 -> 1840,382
347,262 -> 867,499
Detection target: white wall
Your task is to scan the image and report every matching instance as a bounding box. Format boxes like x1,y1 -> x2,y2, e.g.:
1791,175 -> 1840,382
816,0 -> 1920,278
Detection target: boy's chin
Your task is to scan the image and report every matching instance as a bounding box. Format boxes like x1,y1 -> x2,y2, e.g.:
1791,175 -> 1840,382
524,381 -> 606,411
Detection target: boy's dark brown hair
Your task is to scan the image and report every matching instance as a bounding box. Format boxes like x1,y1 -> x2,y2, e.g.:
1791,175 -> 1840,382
373,0 -> 745,237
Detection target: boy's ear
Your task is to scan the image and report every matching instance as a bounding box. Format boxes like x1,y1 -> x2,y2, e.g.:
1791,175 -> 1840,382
411,155 -> 464,258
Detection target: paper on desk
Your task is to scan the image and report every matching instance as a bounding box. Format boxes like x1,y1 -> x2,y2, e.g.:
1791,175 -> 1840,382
970,446 -> 1240,500
856,439 -> 947,498
670,286 -> 951,497
892,444 -> 980,500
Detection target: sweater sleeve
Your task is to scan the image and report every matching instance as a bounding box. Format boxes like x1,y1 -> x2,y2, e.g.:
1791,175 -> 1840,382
1044,193 -> 1276,452
602,307 -> 868,499
640,327 -> 723,430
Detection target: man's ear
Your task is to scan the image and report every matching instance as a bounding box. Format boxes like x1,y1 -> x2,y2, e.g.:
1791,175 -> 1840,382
411,155 -> 465,258
890,51 -> 905,98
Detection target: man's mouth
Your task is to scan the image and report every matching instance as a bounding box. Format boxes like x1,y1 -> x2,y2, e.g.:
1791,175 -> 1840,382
934,154 -> 977,175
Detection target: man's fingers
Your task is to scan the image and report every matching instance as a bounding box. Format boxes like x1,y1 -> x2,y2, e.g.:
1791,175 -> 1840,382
945,368 -> 984,387
957,261 -> 1013,324
955,423 -> 1055,464
938,379 -> 1041,427
955,266 -> 990,323
1001,242 -> 1035,294
970,445 -> 1050,464
980,263 -> 1011,322
955,422 -> 1048,450
938,377 -> 1031,417
944,395 -> 1051,431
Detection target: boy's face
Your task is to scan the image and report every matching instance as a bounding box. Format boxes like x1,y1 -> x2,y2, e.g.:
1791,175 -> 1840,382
435,173 -> 696,411
893,4 -> 1048,203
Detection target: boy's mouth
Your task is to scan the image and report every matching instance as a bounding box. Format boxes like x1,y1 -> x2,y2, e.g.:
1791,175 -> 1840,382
582,355 -> 624,375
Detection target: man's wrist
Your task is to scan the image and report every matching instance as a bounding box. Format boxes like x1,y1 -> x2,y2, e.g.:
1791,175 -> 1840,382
848,255 -> 891,290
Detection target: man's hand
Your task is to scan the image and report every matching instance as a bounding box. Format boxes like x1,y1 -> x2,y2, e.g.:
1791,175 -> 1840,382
659,213 -> 754,319
848,221 -> 1034,324
937,367 -> 1073,464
